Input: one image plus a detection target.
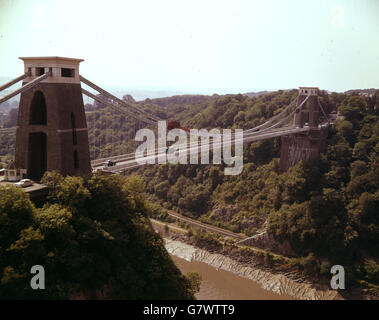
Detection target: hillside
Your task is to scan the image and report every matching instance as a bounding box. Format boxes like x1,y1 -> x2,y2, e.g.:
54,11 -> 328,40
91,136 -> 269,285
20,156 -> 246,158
243,90 -> 271,98
344,88 -> 377,96
130,90 -> 379,293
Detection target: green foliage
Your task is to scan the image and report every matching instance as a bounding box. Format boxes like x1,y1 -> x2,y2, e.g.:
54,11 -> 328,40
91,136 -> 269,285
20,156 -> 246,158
190,228 -> 222,251
362,259 -> 379,283
301,253 -> 320,277
130,91 -> 378,287
263,249 -> 274,267
0,174 -> 195,299
0,185 -> 35,250
184,271 -> 202,296
335,120 -> 353,141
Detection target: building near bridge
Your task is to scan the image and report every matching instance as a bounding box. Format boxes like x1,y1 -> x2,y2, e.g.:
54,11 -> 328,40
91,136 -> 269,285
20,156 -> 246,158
4,160 -> 27,181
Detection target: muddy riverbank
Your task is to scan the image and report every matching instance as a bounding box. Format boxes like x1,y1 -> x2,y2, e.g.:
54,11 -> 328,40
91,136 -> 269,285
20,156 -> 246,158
164,238 -> 343,300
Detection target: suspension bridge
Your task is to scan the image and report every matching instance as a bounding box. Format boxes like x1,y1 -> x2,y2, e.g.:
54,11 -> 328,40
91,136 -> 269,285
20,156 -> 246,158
0,56 -> 331,179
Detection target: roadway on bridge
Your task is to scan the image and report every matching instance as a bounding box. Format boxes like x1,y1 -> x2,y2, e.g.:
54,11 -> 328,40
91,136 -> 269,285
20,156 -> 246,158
92,125 -> 313,173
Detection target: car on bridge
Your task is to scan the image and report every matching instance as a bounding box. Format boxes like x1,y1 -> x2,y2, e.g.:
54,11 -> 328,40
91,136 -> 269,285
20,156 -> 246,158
15,179 -> 33,188
103,159 -> 117,168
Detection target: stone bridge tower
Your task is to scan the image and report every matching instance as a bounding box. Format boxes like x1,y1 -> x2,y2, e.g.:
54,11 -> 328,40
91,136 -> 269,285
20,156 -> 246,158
279,87 -> 328,171
15,56 -> 91,180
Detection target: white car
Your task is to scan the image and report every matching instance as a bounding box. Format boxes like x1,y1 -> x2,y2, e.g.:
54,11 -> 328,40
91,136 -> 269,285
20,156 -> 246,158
15,179 -> 33,188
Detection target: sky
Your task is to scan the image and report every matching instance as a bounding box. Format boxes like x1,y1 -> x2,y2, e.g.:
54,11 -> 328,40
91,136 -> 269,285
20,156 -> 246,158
0,0 -> 378,94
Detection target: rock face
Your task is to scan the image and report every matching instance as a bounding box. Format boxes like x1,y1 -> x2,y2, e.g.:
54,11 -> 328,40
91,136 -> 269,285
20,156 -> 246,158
238,230 -> 295,257
165,239 -> 343,300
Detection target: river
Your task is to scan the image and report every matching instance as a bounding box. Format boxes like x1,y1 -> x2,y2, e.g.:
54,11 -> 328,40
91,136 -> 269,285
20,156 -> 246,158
171,254 -> 293,300
165,238 -> 342,300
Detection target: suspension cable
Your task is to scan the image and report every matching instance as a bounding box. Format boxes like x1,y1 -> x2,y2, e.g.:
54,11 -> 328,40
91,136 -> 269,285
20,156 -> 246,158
91,95 -> 306,164
247,94 -> 311,134
80,75 -> 161,124
317,99 -> 330,124
0,73 -> 29,92
0,72 -> 51,104
243,94 -> 299,133
82,88 -> 156,125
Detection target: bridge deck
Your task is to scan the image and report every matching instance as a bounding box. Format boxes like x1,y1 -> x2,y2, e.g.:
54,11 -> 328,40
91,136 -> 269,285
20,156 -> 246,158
94,125 -> 319,173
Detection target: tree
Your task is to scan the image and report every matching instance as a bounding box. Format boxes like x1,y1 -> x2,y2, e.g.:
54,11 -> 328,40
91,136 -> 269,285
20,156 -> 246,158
184,272 -> 202,296
0,175 -> 195,299
339,96 -> 366,127
335,119 -> 353,141
302,253 -> 320,277
0,185 -> 35,249
154,181 -> 170,200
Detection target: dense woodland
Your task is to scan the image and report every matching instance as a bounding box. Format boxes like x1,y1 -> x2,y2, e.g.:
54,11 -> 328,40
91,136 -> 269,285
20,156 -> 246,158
0,173 -> 200,299
129,90 -> 379,290
0,89 -> 378,294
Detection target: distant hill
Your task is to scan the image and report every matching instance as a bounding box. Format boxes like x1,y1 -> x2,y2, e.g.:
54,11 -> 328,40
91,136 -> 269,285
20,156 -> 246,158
344,88 -> 377,96
107,89 -> 187,102
243,90 -> 271,97
0,98 -> 19,113
144,94 -> 216,108
0,77 -> 21,112
243,89 -> 300,97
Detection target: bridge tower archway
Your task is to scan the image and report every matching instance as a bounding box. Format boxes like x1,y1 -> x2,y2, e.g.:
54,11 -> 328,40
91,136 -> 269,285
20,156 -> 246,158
28,132 -> 47,180
15,57 -> 91,179
29,91 -> 47,125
